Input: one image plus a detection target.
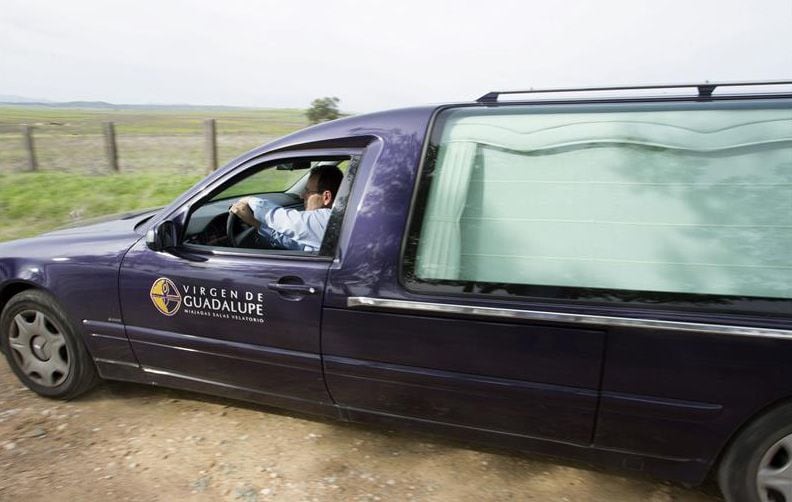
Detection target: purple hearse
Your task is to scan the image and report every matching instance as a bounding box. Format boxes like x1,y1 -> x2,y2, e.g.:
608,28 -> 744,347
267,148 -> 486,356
2,82 -> 792,502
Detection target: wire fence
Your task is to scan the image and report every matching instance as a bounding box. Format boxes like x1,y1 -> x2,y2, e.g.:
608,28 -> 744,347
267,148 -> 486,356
0,108 -> 308,175
2,121 -> 259,174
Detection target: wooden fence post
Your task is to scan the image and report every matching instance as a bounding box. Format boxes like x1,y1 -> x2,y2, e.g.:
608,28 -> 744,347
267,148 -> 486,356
22,125 -> 38,172
204,119 -> 218,172
103,122 -> 119,172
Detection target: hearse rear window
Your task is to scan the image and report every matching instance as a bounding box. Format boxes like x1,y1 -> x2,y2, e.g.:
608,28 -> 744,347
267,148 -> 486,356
403,101 -> 792,307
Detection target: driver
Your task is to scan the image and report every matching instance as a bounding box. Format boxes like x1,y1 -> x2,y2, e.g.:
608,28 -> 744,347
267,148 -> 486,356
229,164 -> 343,252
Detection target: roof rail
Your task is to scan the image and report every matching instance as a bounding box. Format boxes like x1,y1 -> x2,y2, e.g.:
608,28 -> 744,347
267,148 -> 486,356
476,80 -> 792,104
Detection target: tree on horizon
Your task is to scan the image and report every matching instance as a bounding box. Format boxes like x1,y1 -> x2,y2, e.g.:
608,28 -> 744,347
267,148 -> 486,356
306,97 -> 341,124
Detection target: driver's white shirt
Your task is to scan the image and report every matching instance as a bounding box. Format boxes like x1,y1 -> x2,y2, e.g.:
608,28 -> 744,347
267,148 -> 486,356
248,197 -> 331,252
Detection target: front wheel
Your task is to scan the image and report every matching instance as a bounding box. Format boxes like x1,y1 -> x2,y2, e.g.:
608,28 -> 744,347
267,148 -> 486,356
719,403 -> 792,502
0,290 -> 99,399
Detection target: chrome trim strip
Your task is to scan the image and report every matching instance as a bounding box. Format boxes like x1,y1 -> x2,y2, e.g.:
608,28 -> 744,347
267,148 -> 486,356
347,297 -> 792,340
141,366 -> 317,404
130,338 -> 318,372
142,366 -> 241,388
88,332 -> 126,341
93,358 -> 140,369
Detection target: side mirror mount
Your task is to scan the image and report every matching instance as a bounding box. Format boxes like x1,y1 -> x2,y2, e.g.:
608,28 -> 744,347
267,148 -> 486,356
145,220 -> 178,251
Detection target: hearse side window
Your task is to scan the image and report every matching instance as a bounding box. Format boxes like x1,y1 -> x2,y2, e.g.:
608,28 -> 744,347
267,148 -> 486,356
403,102 -> 792,306
182,157 -> 352,255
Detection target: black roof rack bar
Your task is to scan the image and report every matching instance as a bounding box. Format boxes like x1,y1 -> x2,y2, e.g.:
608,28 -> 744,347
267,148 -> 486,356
476,80 -> 792,104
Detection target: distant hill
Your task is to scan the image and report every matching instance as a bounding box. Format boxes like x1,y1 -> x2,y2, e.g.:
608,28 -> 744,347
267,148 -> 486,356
0,96 -> 283,111
0,101 -> 261,111
0,94 -> 52,104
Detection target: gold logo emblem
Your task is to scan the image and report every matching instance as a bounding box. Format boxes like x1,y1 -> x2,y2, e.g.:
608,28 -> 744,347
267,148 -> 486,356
149,277 -> 182,316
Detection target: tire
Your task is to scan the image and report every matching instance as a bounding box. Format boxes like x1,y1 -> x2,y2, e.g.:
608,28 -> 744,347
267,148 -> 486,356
0,289 -> 99,400
718,402 -> 792,502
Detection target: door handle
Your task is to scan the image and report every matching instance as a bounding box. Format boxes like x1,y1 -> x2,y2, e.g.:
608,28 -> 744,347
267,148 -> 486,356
267,282 -> 317,295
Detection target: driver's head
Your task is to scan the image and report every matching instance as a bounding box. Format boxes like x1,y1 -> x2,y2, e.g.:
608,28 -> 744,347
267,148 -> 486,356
303,164 -> 343,211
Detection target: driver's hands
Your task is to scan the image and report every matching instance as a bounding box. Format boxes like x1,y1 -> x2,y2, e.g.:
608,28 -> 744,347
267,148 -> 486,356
230,197 -> 260,229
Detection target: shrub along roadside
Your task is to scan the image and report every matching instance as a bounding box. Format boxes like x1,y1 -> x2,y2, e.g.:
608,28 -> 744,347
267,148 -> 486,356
0,172 -> 202,242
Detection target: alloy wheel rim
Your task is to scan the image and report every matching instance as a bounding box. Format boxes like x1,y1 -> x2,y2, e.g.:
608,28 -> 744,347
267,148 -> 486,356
8,310 -> 70,387
758,433 -> 792,502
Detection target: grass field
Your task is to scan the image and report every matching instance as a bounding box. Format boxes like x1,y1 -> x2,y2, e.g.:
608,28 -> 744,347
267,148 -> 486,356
0,105 -> 309,174
0,105 -> 311,241
0,171 -> 203,241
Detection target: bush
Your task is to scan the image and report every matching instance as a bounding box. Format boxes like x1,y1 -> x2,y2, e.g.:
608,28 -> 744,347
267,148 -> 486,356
306,97 -> 341,124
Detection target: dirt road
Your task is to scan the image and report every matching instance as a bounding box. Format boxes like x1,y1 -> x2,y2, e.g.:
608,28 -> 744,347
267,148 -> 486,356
0,359 -> 721,501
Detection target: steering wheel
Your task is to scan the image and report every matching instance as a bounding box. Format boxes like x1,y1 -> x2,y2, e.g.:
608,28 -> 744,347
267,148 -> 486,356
226,211 -> 258,247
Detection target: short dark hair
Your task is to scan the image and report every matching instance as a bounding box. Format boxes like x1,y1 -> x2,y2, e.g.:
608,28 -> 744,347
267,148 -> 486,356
310,164 -> 343,199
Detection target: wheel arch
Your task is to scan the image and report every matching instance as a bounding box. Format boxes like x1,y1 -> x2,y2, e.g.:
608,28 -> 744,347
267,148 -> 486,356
0,281 -> 48,353
709,394 -> 792,480
0,280 -> 51,312
0,281 -> 101,398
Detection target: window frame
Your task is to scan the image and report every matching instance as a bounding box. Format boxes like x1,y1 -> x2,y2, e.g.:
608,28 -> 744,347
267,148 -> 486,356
172,147 -> 362,261
399,98 -> 792,319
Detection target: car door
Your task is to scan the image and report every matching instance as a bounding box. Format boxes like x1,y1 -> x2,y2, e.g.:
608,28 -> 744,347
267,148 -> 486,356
118,149 -> 359,412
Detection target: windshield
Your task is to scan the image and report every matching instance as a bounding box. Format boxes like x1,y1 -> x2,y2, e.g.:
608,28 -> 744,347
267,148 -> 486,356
210,159 -> 351,201
210,165 -> 307,201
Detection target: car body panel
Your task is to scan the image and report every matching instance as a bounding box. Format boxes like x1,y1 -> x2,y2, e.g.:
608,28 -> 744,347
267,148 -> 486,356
595,328 -> 792,463
118,239 -> 333,408
0,216 -> 143,339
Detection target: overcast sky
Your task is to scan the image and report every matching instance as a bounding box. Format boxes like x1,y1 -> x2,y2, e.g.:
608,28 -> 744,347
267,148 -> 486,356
1,0 -> 790,112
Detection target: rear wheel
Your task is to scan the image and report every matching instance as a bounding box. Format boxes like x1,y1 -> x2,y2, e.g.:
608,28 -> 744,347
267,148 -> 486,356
719,403 -> 792,502
0,290 -> 98,399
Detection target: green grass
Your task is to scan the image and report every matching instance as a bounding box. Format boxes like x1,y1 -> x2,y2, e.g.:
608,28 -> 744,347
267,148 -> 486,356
0,105 -> 321,242
0,105 -> 310,174
0,172 -> 202,241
